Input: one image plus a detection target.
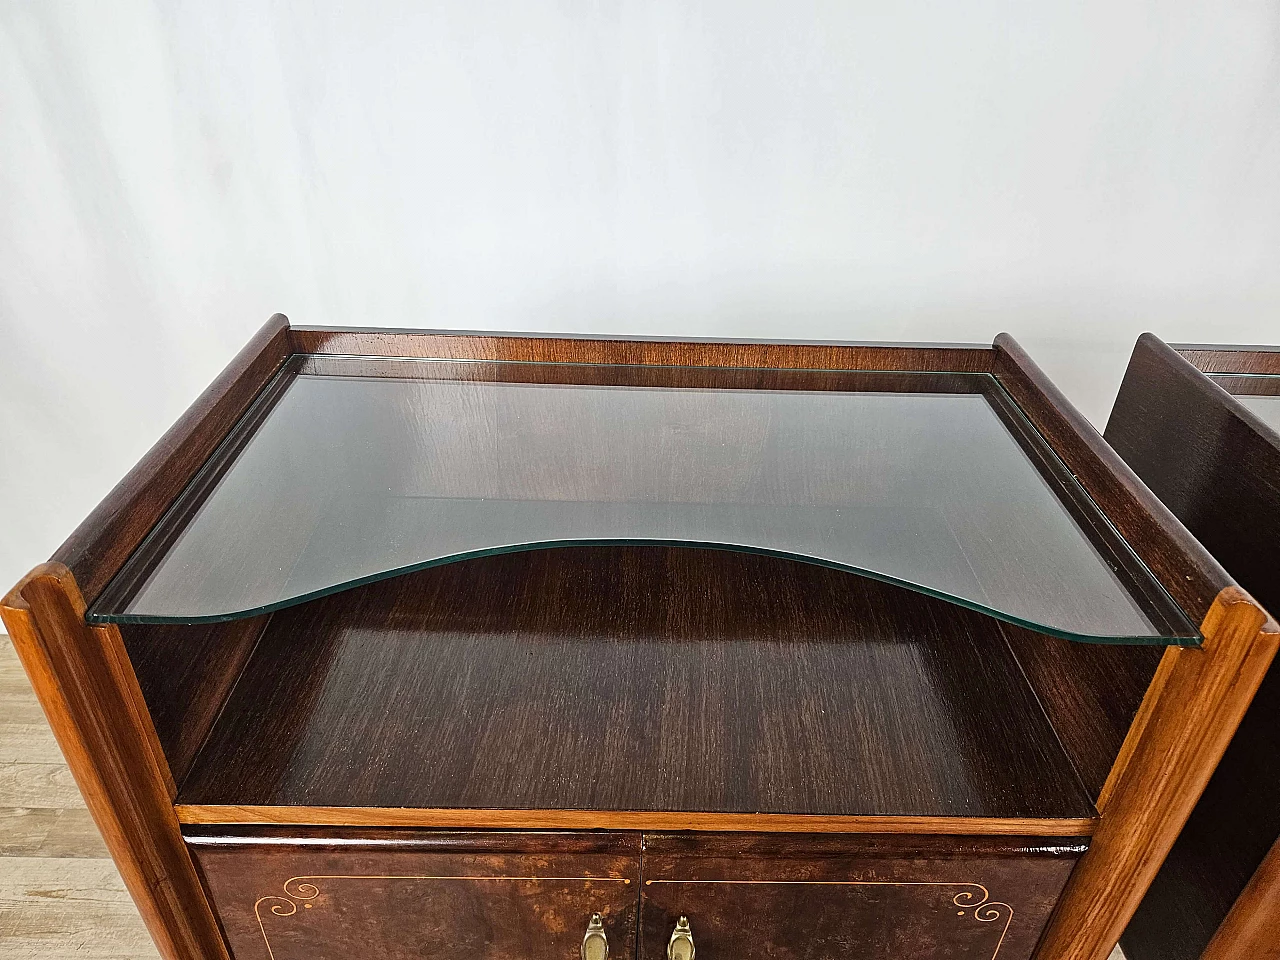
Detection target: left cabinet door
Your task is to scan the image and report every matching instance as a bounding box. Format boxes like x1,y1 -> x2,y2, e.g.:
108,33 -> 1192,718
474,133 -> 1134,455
186,827 -> 642,960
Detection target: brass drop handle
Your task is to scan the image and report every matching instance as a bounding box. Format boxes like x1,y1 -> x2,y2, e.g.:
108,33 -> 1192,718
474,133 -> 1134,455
581,913 -> 609,960
667,916 -> 695,960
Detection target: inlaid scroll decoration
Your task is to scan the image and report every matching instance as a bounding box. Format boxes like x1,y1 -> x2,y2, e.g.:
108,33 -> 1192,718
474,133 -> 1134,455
253,874 -> 632,960
952,885 -> 1014,958
643,878 -> 1014,960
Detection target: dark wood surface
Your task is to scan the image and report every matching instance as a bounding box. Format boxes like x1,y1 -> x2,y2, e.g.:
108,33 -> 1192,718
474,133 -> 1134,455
120,616 -> 270,784
178,546 -> 1095,821
998,629 -> 1161,800
993,333 -> 1233,626
639,833 -> 1085,960
186,828 -> 641,960
1173,344 -> 1280,375
52,314 -> 292,605
1107,335 -> 1280,960
289,325 -> 996,372
0,564 -> 229,960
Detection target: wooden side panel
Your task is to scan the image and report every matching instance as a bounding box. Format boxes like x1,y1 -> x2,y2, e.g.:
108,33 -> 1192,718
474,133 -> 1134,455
1033,589 -> 1279,960
1106,334 -> 1280,624
0,564 -> 229,960
290,326 -> 995,372
119,617 -> 270,784
186,828 -> 641,960
1106,333 -> 1280,960
52,314 -> 292,605
998,623 -> 1161,800
1202,835 -> 1280,960
639,833 -> 1085,960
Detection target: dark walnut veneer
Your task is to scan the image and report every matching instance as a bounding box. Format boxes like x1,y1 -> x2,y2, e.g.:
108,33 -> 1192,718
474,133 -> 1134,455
177,547 -> 1094,820
1108,335 -> 1280,960
2,318 -> 1277,960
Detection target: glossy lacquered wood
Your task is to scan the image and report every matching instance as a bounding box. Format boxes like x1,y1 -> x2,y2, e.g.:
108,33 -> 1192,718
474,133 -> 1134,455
1108,336 -> 1280,960
173,806 -> 1096,836
1203,835 -> 1280,960
289,325 -> 997,372
7,319 -> 1279,960
178,547 -> 1095,822
996,631 -> 1160,801
120,617 -> 269,784
639,833 -> 1085,960
1036,589 -> 1277,960
0,565 -> 228,960
185,828 -> 640,960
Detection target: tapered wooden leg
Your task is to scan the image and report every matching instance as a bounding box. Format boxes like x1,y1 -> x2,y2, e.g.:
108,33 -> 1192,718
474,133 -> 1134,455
1,563 -> 230,960
1033,587 -> 1279,960
1201,834 -> 1280,960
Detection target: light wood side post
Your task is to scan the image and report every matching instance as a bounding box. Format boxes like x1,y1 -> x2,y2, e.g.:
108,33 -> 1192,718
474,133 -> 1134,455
0,563 -> 230,960
1201,834 -> 1280,960
1033,587 -> 1279,960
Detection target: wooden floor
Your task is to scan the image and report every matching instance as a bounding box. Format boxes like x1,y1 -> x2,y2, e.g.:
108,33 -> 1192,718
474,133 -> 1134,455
0,631 -> 1126,960
0,634 -> 159,958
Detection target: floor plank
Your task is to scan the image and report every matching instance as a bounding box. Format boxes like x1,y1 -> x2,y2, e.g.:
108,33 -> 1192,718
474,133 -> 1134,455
0,809 -> 109,859
0,634 -> 157,958
0,725 -> 63,766
0,765 -> 83,810
0,857 -> 160,959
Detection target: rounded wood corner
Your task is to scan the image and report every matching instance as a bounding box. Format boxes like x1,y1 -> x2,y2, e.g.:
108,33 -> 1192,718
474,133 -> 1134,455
2,561 -> 82,615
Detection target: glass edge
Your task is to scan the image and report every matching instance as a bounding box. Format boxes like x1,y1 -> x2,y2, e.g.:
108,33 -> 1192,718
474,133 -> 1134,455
85,538 -> 1200,645
983,378 -> 1203,644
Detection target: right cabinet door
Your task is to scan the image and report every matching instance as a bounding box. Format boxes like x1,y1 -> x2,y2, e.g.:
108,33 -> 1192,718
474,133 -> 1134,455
639,834 -> 1085,960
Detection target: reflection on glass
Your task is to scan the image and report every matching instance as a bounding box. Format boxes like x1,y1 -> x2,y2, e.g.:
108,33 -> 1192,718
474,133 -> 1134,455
90,358 -> 1195,643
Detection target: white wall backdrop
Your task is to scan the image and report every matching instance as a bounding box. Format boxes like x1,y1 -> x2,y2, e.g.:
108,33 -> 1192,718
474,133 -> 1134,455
2,1 -> 1279,591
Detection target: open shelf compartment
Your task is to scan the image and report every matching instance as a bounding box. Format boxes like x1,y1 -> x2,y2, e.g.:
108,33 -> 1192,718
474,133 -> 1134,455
148,547 -> 1109,823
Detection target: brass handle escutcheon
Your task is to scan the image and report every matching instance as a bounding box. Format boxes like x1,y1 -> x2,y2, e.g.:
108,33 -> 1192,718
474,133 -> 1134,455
582,913 -> 608,960
667,916 -> 695,960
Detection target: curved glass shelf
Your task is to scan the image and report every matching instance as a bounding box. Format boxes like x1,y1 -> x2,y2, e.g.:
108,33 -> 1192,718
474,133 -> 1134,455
88,356 -> 1198,644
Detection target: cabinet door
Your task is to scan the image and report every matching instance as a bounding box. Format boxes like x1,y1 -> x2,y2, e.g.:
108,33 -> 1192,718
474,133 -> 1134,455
639,834 -> 1085,960
187,827 -> 640,960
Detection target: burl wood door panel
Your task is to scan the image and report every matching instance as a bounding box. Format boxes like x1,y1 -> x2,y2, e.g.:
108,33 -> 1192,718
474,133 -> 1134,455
186,828 -> 640,960
639,834 -> 1086,960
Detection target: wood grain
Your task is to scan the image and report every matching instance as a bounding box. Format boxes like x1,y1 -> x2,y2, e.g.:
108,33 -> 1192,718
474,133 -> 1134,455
290,325 -> 995,372
174,806 -> 1097,836
1106,334 -> 1280,960
118,617 -> 269,784
640,833 -> 1086,960
1202,835 -> 1280,960
1173,344 -> 1280,375
187,829 -> 641,960
0,808 -> 109,859
1033,588 -> 1279,960
0,566 -> 228,960
0,765 -> 83,810
998,626 -> 1161,801
0,856 -> 161,959
178,547 -> 1096,822
51,314 -> 291,605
